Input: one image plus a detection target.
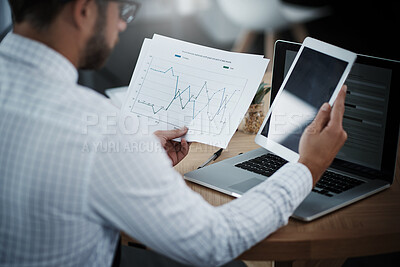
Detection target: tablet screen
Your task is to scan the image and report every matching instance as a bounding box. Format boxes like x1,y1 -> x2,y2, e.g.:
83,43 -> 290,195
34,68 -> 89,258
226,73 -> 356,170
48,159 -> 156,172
261,47 -> 348,153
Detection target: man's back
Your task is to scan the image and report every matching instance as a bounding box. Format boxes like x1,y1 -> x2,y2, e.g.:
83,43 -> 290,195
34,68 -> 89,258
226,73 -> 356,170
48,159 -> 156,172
0,33 -> 119,266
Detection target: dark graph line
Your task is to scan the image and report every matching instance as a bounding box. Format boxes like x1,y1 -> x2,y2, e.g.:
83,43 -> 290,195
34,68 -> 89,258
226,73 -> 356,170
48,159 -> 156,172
137,66 -> 239,122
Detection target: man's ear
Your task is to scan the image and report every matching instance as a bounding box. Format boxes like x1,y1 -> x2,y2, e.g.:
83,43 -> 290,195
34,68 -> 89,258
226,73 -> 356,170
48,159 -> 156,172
71,0 -> 97,31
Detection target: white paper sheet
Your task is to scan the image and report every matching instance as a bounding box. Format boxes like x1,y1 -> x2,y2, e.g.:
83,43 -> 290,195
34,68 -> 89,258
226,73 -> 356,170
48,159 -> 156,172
120,34 -> 269,148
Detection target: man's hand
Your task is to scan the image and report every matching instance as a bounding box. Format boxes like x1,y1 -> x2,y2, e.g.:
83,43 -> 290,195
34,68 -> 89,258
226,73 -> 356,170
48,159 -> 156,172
154,127 -> 191,166
298,85 -> 348,186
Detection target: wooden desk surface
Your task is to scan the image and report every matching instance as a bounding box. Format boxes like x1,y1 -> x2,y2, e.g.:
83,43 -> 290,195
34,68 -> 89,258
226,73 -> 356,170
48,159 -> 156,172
175,131 -> 400,262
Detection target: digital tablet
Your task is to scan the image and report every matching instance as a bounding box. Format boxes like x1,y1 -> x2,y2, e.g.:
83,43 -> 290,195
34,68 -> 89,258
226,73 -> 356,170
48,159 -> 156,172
255,37 -> 357,162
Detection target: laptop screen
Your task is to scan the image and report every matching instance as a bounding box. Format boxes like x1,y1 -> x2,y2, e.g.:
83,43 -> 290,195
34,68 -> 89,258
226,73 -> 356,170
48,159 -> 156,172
262,41 -> 400,183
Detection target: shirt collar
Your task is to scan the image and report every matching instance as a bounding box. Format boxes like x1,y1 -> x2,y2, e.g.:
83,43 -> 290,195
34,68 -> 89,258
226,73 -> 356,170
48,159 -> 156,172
0,32 -> 79,84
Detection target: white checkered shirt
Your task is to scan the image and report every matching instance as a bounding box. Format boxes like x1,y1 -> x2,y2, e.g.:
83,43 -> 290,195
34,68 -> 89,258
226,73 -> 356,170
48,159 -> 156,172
0,33 -> 312,267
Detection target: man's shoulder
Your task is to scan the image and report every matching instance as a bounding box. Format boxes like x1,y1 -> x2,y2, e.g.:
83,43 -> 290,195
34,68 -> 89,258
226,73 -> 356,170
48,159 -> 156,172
58,84 -> 122,136
68,84 -> 117,113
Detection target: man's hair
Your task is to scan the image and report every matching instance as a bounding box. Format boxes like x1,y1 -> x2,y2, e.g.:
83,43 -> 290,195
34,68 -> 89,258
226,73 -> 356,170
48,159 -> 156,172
7,0 -> 106,30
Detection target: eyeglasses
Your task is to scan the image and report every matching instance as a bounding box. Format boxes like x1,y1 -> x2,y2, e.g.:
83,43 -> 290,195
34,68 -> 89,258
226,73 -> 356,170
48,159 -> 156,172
60,0 -> 140,24
108,0 -> 141,24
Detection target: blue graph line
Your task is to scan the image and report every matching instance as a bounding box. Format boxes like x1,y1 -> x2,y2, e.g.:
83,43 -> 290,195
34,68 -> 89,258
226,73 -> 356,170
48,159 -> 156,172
137,66 -> 238,121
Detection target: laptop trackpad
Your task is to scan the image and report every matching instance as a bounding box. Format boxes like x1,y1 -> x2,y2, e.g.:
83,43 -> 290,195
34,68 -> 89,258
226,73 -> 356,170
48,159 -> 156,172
229,178 -> 263,193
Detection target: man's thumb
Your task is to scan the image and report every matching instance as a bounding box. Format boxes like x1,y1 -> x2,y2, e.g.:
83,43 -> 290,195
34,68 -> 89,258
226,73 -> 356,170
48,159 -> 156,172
308,103 -> 331,133
157,127 -> 188,140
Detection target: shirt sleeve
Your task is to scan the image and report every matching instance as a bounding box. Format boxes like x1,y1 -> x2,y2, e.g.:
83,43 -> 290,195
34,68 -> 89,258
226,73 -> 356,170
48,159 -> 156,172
86,133 -> 312,267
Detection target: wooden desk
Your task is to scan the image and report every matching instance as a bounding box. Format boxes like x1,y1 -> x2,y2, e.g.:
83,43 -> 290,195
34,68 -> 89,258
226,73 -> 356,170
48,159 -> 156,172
175,131 -> 400,267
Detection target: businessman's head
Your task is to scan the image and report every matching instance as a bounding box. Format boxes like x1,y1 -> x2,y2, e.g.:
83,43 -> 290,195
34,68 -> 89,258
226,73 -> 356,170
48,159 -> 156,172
8,0 -> 139,69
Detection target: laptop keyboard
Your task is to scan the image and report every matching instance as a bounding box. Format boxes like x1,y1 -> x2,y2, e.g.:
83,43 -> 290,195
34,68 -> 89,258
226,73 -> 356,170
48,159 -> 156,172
235,153 -> 288,177
313,172 -> 365,197
235,153 -> 365,197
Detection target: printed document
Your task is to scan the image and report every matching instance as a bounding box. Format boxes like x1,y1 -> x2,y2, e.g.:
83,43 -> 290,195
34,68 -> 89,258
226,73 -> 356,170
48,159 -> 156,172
120,34 -> 269,148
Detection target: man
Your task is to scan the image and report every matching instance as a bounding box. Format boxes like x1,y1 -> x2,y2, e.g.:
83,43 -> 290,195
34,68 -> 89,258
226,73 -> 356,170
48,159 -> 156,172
0,0 -> 348,266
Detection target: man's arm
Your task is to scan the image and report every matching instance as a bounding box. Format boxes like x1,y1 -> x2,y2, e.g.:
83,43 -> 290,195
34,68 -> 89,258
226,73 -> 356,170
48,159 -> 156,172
298,85 -> 348,186
85,86 -> 347,266
86,138 -> 311,266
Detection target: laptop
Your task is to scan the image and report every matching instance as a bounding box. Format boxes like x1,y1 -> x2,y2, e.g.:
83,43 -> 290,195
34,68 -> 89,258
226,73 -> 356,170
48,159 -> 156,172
184,40 -> 400,221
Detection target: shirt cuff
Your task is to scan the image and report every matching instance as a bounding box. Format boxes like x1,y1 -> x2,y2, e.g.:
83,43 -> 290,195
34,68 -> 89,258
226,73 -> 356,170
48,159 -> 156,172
268,162 -> 313,210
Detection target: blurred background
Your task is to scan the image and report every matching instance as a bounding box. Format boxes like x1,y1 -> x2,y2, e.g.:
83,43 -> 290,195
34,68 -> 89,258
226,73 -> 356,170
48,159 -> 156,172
0,1 -> 399,266
1,0 -> 398,95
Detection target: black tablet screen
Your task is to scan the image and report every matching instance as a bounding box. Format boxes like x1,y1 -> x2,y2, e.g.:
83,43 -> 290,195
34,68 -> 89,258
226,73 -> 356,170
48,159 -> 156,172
261,47 -> 348,153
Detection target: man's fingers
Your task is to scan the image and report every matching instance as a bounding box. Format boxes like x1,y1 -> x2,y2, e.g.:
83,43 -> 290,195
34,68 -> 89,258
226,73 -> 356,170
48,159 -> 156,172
155,127 -> 188,140
329,85 -> 347,127
181,138 -> 189,153
308,102 -> 331,134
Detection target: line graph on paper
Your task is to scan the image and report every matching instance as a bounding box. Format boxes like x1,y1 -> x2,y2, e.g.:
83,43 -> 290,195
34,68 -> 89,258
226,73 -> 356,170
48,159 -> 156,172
127,55 -> 248,135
